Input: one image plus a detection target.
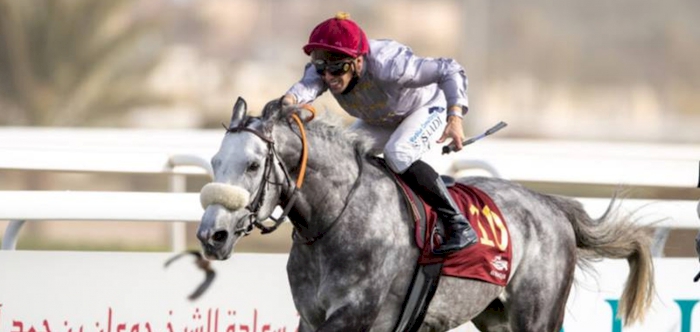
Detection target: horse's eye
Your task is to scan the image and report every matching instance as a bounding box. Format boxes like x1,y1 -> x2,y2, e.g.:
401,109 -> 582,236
247,162 -> 261,173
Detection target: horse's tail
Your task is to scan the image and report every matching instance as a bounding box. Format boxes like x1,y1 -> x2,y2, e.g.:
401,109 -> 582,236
553,195 -> 654,326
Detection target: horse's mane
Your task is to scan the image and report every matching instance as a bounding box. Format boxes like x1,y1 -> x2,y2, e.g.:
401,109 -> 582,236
262,99 -> 375,157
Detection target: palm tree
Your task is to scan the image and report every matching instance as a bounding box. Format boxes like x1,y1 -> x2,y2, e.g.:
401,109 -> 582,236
0,0 -> 171,126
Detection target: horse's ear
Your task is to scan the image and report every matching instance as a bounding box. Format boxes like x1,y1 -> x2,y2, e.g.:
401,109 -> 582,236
260,98 -> 282,134
229,97 -> 247,129
261,97 -> 283,120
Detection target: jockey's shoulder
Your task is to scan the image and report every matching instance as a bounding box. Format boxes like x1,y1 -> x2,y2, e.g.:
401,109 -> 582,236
366,39 -> 415,76
368,39 -> 412,57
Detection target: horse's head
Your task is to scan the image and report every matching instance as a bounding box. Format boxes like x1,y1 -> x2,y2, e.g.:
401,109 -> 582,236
197,97 -> 294,260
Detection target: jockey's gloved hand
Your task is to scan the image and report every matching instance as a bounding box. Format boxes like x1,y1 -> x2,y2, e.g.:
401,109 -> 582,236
280,94 -> 316,122
280,100 -> 316,123
281,94 -> 296,107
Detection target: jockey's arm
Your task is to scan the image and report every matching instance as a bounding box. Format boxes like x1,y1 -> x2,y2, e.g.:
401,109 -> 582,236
285,62 -> 327,105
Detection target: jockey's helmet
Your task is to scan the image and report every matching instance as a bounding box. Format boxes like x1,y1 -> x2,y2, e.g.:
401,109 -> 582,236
303,12 -> 369,58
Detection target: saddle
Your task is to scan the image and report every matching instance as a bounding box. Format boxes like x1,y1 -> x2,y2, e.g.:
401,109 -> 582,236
371,157 -> 447,332
372,158 -> 513,332
392,175 -> 452,332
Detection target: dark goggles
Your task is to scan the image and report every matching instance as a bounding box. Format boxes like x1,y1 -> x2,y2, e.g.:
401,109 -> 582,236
313,60 -> 353,76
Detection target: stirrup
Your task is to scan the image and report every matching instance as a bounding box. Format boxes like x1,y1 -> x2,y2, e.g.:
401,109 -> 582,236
432,228 -> 478,255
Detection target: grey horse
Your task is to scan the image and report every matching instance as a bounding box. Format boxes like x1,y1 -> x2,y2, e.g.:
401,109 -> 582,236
197,98 -> 654,332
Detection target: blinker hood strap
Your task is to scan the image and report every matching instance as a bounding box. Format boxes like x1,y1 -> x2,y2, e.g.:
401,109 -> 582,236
341,62 -> 360,95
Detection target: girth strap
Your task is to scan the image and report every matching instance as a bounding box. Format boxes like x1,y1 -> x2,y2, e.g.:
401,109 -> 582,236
392,262 -> 443,332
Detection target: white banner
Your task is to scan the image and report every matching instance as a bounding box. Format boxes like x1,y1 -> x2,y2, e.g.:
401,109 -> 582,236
0,252 -> 697,332
0,252 -> 298,332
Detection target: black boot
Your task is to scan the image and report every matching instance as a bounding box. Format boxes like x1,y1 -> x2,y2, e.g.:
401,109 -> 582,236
400,161 -> 478,255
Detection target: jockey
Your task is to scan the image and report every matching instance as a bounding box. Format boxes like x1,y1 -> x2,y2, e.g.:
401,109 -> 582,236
281,12 -> 477,255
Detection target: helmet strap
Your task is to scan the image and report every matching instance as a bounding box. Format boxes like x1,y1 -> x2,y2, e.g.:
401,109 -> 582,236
341,62 -> 360,95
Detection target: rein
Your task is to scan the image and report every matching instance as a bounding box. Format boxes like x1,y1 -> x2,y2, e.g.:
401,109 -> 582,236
291,149 -> 363,244
290,109 -> 310,188
255,110 -> 311,234
279,106 -> 364,244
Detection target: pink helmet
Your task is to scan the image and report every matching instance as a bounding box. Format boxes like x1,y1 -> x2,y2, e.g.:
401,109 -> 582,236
303,12 -> 369,58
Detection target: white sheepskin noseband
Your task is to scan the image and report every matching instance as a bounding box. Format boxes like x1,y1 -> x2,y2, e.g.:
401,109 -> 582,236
200,182 -> 251,211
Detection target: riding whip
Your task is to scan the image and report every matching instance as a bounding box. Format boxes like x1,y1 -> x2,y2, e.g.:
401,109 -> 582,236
442,121 -> 508,154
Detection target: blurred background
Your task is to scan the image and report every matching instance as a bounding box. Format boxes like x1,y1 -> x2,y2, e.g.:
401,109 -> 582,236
0,0 -> 698,253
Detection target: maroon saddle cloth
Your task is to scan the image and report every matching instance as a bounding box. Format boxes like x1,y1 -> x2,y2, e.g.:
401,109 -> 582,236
396,179 -> 513,287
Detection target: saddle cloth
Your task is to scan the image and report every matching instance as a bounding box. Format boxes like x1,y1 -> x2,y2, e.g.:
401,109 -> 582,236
396,179 -> 513,287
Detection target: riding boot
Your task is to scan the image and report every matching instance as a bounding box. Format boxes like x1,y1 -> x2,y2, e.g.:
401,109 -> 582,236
399,160 -> 478,255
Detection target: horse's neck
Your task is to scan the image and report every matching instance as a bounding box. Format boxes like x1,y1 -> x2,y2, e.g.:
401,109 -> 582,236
292,140 -> 361,215
275,125 -> 401,230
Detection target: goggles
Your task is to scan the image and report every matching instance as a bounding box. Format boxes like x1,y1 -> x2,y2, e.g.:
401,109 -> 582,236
312,59 -> 353,76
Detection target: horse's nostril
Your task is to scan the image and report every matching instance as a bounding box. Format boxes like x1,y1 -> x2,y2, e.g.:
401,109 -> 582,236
212,230 -> 228,243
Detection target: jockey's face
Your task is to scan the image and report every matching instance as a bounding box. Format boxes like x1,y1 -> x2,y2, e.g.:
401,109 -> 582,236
311,50 -> 363,94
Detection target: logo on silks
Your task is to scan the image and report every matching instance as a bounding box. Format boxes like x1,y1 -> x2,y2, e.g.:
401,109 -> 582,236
428,106 -> 445,114
409,110 -> 444,149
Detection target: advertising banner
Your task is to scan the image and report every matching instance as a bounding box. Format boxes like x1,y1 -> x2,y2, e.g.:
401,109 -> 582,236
0,252 -> 697,332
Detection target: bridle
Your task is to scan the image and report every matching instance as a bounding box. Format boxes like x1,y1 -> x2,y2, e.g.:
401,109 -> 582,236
224,116 -> 299,237
224,106 -> 363,243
